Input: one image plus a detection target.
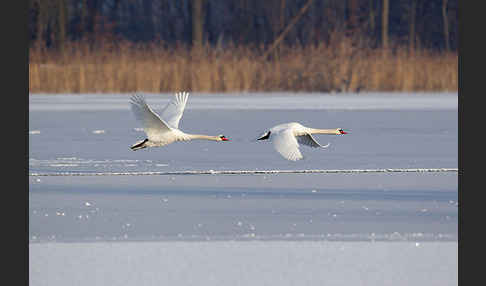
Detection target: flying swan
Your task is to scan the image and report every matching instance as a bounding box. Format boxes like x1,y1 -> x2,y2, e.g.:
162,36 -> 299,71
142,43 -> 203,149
257,122 -> 348,161
129,92 -> 229,150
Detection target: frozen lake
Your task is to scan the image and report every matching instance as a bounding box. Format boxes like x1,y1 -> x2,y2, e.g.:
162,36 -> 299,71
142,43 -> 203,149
29,92 -> 458,285
30,241 -> 457,286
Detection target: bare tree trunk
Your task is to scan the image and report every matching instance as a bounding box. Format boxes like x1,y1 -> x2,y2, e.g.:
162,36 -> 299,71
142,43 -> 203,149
348,0 -> 359,31
276,0 -> 286,56
192,0 -> 204,46
409,0 -> 416,53
442,0 -> 450,51
381,0 -> 389,49
52,0 -> 68,51
262,0 -> 314,59
369,0 -> 375,33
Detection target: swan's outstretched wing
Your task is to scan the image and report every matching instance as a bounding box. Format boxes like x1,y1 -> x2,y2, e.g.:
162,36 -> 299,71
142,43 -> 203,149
130,94 -> 171,140
296,134 -> 330,148
272,130 -> 303,161
160,92 -> 189,129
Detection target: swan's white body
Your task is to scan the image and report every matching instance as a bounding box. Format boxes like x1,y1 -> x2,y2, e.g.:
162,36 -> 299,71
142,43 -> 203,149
257,122 -> 347,161
130,92 -> 228,150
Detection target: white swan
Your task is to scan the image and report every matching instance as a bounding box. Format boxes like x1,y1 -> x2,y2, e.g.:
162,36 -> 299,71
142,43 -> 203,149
130,92 -> 229,150
257,122 -> 348,161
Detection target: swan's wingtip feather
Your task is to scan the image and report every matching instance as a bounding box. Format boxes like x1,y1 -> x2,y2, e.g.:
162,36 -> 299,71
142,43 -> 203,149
130,94 -> 146,105
173,91 -> 189,104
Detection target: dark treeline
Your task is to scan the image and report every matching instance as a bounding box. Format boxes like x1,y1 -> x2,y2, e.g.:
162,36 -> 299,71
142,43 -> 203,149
28,0 -> 458,52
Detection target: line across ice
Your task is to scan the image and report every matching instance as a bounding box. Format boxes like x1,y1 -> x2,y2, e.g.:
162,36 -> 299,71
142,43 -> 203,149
29,168 -> 458,176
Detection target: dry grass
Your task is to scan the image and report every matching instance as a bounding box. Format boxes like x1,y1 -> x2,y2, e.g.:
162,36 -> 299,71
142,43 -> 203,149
29,38 -> 457,94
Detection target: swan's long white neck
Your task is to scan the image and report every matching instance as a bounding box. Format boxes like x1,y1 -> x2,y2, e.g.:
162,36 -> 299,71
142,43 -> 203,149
306,128 -> 339,135
184,133 -> 222,141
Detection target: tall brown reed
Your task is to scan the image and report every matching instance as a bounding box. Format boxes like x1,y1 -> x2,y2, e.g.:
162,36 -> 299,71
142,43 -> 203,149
29,39 -> 457,94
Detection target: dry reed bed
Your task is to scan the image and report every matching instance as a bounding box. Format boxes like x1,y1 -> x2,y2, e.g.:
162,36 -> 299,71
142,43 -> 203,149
29,42 -> 457,93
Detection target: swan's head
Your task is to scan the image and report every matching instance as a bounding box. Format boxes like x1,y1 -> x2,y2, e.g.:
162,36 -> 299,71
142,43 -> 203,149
336,128 -> 348,135
219,135 -> 230,141
257,131 -> 271,141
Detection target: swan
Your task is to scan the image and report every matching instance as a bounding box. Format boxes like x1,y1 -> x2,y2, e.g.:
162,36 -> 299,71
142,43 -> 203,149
256,122 -> 348,161
129,92 -> 229,150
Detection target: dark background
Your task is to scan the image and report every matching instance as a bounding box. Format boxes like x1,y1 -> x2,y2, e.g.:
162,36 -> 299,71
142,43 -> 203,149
28,0 -> 458,52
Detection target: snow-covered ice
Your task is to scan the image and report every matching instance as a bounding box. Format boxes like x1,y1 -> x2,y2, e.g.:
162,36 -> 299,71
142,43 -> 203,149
30,241 -> 457,286
29,92 -> 457,111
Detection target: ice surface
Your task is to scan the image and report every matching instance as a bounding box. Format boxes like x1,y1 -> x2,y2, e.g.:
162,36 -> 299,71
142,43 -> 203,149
30,241 -> 457,286
29,172 -> 457,242
29,92 -> 458,286
29,92 -> 458,241
29,92 -> 457,111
